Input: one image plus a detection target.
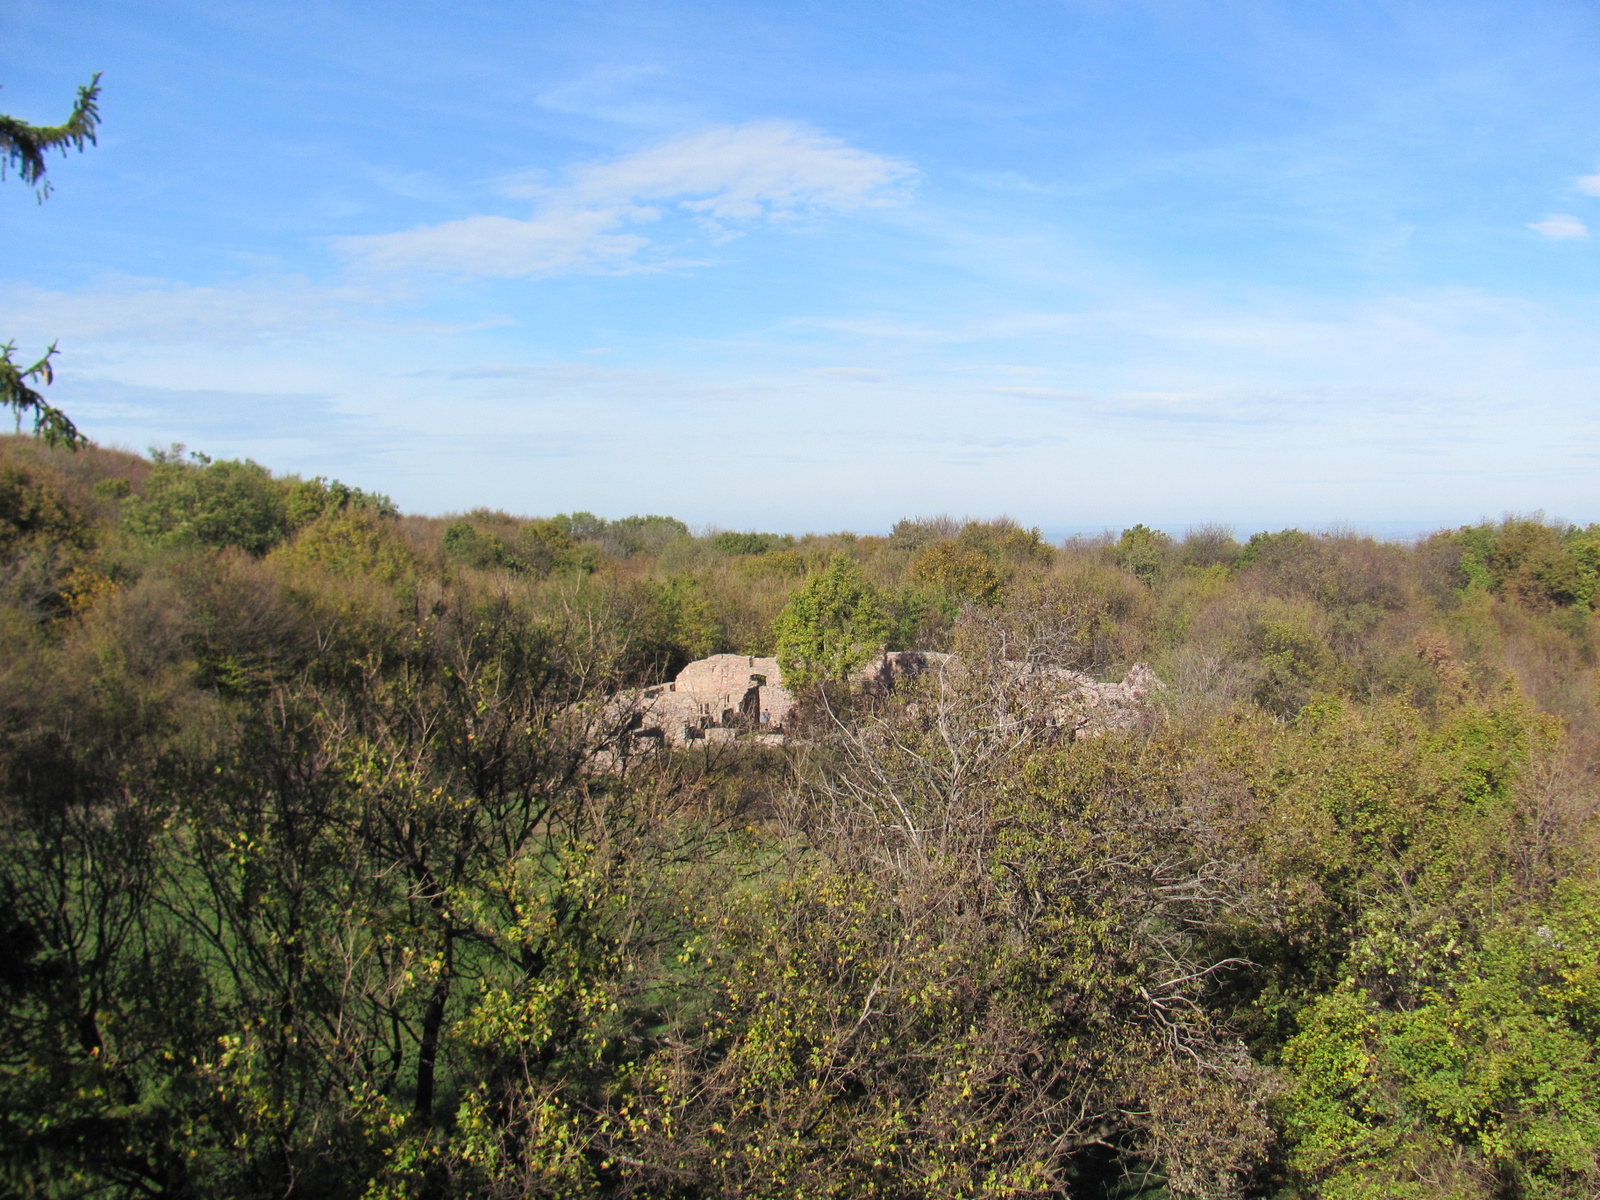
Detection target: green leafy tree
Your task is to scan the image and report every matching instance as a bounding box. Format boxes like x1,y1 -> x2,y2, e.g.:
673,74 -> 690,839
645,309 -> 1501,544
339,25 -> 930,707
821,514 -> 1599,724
122,448 -> 289,554
441,516 -> 581,577
1420,519 -> 1600,612
443,518 -> 515,570
285,475 -> 396,529
551,510 -> 607,540
910,541 -> 1004,605
626,574 -> 720,678
1115,523 -> 1173,584
712,529 -> 794,556
773,555 -> 887,688
273,508 -> 414,582
600,513 -> 690,557
519,518 -> 579,573
955,517 -> 1053,566
2,74 -> 101,448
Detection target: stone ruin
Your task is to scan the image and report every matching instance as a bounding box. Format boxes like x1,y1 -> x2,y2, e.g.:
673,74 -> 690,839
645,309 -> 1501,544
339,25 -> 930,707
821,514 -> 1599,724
598,650 -> 1160,758
861,652 -> 1160,739
1014,659 -> 1161,739
609,654 -> 795,752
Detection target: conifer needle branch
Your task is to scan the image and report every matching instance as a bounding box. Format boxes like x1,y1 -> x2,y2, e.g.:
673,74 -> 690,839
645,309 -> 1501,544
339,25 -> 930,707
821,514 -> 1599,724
0,72 -> 102,200
1,74 -> 101,449
0,342 -> 84,449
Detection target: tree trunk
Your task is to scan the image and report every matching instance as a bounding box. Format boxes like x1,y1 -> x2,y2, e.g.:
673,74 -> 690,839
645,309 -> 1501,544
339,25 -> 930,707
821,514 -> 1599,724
413,942 -> 452,1120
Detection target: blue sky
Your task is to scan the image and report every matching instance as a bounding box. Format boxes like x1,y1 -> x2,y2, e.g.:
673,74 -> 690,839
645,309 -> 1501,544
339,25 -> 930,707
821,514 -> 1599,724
3,0 -> 1598,534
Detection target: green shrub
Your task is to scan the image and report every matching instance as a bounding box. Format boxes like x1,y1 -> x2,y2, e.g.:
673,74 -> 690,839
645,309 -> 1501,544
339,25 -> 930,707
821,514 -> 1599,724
0,461 -> 90,551
274,509 -> 414,583
712,530 -> 793,556
1440,519 -> 1600,612
910,543 -> 1004,605
122,448 -> 288,554
1115,523 -> 1173,583
285,476 -> 395,530
956,517 -> 1053,566
1280,898 -> 1600,1198
773,556 -> 888,688
550,511 -> 690,558
441,518 -> 508,570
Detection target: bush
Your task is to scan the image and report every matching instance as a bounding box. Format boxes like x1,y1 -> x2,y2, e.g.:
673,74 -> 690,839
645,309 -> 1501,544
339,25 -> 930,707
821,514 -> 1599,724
955,517 -> 1053,566
552,512 -> 690,558
0,460 -> 91,552
285,476 -> 395,530
1115,523 -> 1174,583
442,518 -> 511,570
122,449 -> 288,554
773,556 -> 888,688
888,515 -> 958,552
712,530 -> 793,556
1180,523 -> 1242,569
441,517 -> 579,577
909,542 -> 1004,605
1434,518 -> 1600,612
12,441 -> 1600,1200
273,509 -> 414,583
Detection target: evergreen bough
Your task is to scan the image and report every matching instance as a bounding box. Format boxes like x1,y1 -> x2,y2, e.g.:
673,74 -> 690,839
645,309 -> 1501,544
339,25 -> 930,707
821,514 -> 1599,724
2,73 -> 102,448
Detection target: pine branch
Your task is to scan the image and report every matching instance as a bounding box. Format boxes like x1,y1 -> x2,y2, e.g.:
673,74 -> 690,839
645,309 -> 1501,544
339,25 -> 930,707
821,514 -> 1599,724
0,343 -> 85,449
0,72 -> 102,200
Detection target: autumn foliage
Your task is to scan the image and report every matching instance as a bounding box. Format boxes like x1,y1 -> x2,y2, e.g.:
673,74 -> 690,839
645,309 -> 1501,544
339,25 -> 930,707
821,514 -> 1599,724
2,437 -> 1599,1198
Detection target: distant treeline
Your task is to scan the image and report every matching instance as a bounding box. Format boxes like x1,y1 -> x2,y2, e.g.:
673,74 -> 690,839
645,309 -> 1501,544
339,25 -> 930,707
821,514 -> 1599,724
2,435 -> 1599,1199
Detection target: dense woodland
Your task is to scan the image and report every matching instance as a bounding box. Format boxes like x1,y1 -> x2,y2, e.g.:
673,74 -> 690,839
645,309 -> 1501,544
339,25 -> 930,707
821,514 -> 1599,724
2,434 -> 1600,1199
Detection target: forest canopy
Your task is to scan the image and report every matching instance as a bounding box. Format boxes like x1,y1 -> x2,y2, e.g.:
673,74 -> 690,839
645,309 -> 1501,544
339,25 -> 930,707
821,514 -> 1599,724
2,434 -> 1599,1198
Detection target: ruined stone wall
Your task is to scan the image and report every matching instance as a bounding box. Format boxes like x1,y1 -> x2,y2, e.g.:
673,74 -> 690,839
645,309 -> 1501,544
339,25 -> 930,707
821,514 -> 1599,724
755,684 -> 794,729
605,653 -> 798,749
856,652 -> 1159,738
673,654 -> 781,696
1044,661 -> 1159,737
856,650 -> 953,695
596,650 -> 1157,761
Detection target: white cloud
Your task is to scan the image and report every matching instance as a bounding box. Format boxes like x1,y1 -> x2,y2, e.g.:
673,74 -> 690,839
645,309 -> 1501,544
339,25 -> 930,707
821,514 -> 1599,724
1529,213 -> 1589,239
569,122 -> 914,219
16,268 -> 1600,529
339,121 -> 916,277
804,366 -> 891,381
0,275 -> 495,349
348,209 -> 655,277
0,276 -> 345,346
983,386 -> 1090,401
1577,173 -> 1600,197
532,63 -> 689,129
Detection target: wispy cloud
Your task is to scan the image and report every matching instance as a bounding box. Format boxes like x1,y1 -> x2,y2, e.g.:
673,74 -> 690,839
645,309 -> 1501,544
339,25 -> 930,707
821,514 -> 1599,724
343,210 -> 658,277
982,386 -> 1090,402
1529,213 -> 1589,239
804,366 -> 891,381
339,122 -> 916,278
0,277 -> 347,346
1576,173 -> 1600,197
534,63 -> 682,128
0,276 -> 499,349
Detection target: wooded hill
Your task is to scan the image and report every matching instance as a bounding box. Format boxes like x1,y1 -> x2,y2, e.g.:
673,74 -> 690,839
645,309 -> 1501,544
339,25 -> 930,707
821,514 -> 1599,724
3,433 -> 1599,1199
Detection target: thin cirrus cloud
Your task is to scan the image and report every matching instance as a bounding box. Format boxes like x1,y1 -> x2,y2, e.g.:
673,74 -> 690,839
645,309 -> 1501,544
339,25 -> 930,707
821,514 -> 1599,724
803,366 -> 892,381
1529,213 -> 1589,239
338,121 -> 917,278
